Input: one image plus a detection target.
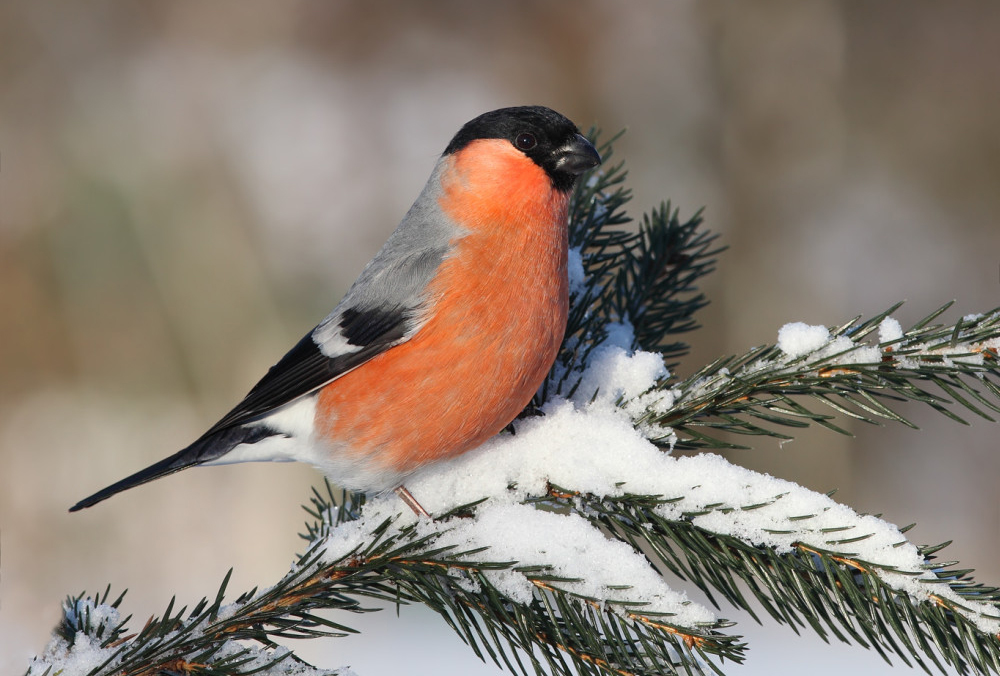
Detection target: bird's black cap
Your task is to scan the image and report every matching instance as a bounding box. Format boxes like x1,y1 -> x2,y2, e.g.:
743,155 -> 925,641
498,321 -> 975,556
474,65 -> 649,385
444,106 -> 601,192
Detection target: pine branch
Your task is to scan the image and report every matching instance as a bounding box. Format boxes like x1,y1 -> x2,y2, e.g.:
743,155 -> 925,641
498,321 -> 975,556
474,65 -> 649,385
541,130 -> 723,403
31,487 -> 742,676
651,303 -> 1000,450
309,490 -> 742,676
608,205 -> 722,367
537,486 -> 1000,675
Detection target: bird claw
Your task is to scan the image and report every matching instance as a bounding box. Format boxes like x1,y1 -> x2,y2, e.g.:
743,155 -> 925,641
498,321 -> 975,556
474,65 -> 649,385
504,402 -> 546,435
395,485 -> 432,518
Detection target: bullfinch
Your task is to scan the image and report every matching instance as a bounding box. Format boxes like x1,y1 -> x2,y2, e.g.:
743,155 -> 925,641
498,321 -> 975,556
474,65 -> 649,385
70,105 -> 601,514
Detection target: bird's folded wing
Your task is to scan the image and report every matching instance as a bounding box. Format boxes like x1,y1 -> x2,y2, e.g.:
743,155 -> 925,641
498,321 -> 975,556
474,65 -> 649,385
203,304 -> 416,435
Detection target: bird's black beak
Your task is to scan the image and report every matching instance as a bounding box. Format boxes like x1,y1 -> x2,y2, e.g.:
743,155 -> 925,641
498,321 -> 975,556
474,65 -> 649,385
555,133 -> 602,175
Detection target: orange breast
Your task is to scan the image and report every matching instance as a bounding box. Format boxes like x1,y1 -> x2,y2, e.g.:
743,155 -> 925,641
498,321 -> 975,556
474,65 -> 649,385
316,142 -> 569,477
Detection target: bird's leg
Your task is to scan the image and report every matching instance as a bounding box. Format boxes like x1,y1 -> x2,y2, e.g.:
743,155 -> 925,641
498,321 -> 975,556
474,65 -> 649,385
395,485 -> 431,518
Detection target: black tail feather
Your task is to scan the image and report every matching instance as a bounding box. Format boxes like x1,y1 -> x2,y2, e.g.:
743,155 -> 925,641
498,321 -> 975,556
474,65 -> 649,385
69,425 -> 276,512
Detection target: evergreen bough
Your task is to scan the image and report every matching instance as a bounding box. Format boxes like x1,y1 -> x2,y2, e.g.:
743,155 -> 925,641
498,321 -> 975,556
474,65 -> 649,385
29,132 -> 1000,676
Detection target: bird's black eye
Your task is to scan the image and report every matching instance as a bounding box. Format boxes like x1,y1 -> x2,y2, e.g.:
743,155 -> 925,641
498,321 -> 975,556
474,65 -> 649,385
514,132 -> 537,151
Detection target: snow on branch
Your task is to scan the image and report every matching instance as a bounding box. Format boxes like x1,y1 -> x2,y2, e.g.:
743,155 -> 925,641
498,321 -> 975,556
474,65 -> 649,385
656,301 -> 1000,450
402,316 -> 1000,672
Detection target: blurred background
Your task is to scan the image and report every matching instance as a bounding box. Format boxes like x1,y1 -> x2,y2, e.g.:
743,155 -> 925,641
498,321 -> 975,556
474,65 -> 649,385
2,1 -> 999,674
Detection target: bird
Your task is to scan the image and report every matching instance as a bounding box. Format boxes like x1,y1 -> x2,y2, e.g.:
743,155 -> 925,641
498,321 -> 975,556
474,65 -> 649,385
70,105 -> 601,515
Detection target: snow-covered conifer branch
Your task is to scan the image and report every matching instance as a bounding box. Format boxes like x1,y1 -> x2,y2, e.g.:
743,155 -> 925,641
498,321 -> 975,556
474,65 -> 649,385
30,482 -> 742,676
27,569 -> 352,676
542,482 -> 1000,675
30,132 -> 1000,676
655,302 -> 1000,450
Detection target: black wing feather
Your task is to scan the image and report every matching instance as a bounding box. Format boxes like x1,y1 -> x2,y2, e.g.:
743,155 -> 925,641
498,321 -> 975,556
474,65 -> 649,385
204,305 -> 413,435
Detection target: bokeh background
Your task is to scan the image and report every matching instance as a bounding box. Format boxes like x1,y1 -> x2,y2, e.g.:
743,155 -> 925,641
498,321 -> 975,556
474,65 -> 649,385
2,2 -> 999,674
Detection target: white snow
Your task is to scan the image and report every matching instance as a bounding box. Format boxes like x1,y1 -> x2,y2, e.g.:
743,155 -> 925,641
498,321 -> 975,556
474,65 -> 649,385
878,316 -> 904,343
776,321 -> 881,365
777,322 -> 831,358
25,599 -> 122,676
567,246 -> 586,296
26,633 -> 116,676
430,503 -> 711,621
573,321 -> 668,408
26,604 -> 349,676
774,312 -> 1000,377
